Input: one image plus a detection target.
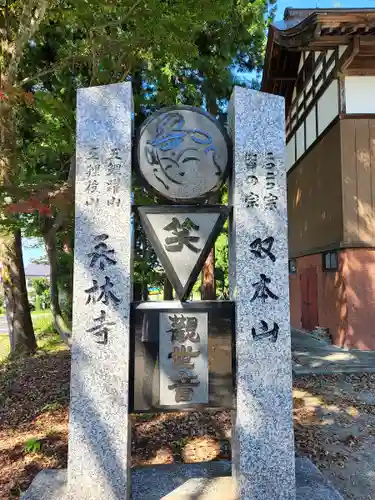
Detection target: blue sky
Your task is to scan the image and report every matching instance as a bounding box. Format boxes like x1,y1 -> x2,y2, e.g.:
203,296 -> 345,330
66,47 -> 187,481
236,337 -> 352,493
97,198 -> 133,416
23,237 -> 46,266
22,0 -> 375,265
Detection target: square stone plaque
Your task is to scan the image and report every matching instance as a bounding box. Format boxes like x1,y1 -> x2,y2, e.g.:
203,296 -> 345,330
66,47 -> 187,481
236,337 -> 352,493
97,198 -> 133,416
159,311 -> 209,406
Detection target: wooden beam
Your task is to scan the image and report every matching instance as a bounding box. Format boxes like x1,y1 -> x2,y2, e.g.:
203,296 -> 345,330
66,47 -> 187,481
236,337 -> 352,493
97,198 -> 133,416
306,35 -> 375,50
286,54 -> 339,142
338,77 -> 346,114
336,37 -> 360,76
358,37 -> 375,45
292,53 -> 324,104
287,50 -> 328,126
345,68 -> 375,76
340,113 -> 375,119
309,36 -> 351,47
271,76 -> 297,81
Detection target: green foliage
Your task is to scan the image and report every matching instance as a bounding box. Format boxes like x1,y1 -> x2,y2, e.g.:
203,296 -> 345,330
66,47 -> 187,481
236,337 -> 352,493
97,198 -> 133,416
171,437 -> 190,454
24,438 -> 41,454
31,277 -> 49,296
31,278 -> 50,309
133,216 -> 164,292
56,243 -> 73,320
0,292 -> 4,314
33,314 -> 56,336
31,256 -> 49,265
41,288 -> 51,309
35,295 -> 41,311
0,312 -> 62,362
0,334 -> 10,362
215,230 -> 229,298
2,0 -> 275,300
33,313 -> 64,353
135,412 -> 156,423
40,402 -> 63,413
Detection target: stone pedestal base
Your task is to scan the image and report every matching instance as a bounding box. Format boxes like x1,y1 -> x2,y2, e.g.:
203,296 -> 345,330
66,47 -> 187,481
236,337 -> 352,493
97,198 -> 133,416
22,458 -> 342,500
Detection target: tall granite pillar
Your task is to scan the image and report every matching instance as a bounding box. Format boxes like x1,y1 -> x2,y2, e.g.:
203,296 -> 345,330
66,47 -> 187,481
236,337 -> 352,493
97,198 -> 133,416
228,87 -> 296,499
68,82 -> 133,499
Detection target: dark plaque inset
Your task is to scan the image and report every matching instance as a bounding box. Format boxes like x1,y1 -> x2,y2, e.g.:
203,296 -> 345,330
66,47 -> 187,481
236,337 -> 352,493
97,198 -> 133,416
137,106 -> 231,202
129,301 -> 235,412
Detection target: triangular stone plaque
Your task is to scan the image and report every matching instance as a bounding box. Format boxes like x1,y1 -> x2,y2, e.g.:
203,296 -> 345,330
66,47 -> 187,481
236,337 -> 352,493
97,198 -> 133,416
137,206 -> 229,301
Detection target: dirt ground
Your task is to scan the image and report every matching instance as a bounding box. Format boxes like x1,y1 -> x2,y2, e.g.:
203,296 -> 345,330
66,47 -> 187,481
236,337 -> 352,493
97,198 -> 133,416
294,374 -> 375,500
1,348 -> 375,499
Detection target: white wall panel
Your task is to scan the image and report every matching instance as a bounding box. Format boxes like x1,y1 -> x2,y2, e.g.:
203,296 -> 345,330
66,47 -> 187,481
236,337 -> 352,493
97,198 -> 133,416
306,107 -> 317,149
315,62 -> 323,91
317,80 -> 339,135
296,124 -> 305,160
286,136 -> 295,172
345,76 -> 375,113
298,95 -> 304,118
327,57 -> 335,75
339,45 -> 347,58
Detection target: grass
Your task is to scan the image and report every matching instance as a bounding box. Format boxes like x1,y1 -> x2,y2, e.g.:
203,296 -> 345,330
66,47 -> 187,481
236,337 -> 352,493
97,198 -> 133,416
0,312 -> 65,362
0,309 -> 51,319
32,310 -> 52,317
0,334 -> 9,360
0,325 -> 70,498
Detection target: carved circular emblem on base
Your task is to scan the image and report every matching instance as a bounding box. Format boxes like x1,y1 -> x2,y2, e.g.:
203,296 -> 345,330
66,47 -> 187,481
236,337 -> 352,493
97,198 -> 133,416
137,106 -> 231,202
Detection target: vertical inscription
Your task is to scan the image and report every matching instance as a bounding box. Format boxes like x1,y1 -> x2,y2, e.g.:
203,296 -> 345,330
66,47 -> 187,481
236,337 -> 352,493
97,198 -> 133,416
243,151 -> 279,211
242,152 -> 282,343
159,311 -> 208,405
81,146 -> 128,347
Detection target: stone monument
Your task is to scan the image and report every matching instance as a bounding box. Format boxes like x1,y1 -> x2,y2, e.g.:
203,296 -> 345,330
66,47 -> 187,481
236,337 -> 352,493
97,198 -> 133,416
229,87 -> 295,498
68,82 -> 133,499
23,82 -> 343,500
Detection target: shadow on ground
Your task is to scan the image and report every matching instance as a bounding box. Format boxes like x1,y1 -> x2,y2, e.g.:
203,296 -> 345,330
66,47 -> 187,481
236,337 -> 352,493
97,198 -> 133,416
1,340 -> 375,499
292,328 -> 375,374
294,373 -> 375,499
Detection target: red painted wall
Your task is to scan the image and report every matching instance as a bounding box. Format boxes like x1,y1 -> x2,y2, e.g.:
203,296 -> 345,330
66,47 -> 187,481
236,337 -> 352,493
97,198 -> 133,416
289,274 -> 301,328
289,253 -> 347,346
342,249 -> 375,350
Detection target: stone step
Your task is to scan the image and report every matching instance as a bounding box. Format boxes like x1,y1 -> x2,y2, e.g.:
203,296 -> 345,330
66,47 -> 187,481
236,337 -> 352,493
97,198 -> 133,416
22,458 -> 342,500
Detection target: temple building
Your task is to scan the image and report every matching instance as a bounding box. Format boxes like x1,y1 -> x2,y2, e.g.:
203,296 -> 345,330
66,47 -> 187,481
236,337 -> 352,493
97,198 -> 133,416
262,8 -> 375,349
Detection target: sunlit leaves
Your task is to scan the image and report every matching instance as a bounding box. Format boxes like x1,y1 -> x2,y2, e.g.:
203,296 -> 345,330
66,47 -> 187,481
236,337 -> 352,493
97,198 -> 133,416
2,0 -> 274,294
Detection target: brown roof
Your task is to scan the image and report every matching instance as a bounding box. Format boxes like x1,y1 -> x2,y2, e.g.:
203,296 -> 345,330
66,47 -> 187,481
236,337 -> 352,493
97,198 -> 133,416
276,8 -> 375,44
261,8 -> 375,102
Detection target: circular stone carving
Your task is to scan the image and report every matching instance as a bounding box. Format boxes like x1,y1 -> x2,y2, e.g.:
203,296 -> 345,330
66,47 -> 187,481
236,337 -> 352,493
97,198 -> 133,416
137,106 -> 230,202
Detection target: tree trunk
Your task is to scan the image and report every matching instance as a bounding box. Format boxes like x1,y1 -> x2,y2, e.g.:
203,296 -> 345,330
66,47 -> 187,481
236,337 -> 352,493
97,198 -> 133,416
3,230 -> 37,354
62,237 -> 73,319
44,231 -> 72,346
142,286 -> 149,301
133,282 -> 142,301
2,3 -> 54,353
201,246 -> 216,300
201,192 -> 217,300
200,97 -> 219,301
206,93 -> 219,117
163,277 -> 173,300
0,95 -> 36,353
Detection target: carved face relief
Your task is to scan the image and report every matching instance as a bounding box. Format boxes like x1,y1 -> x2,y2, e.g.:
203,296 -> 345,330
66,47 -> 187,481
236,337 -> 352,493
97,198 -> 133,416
137,107 -> 230,202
